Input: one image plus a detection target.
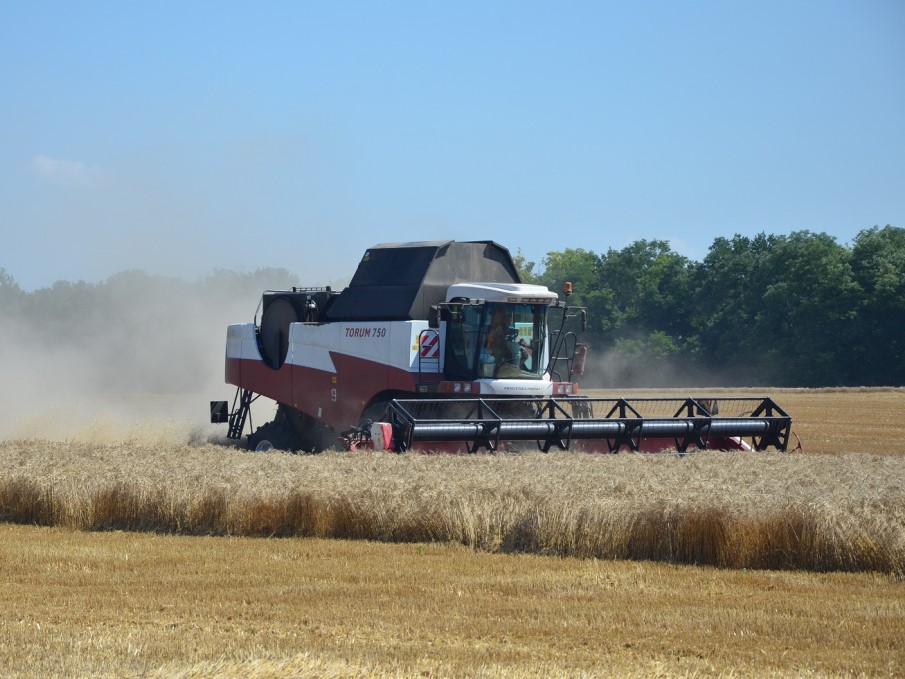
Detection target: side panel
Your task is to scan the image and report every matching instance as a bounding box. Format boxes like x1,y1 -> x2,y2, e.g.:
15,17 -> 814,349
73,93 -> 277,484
283,356 -> 422,430
289,362 -> 340,424
288,322 -> 342,425
225,323 -> 261,374
228,357 -> 295,406
286,320 -> 428,429
225,324 -> 293,405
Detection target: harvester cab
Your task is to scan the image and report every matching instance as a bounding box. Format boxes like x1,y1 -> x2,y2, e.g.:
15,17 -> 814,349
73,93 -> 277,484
210,240 -> 791,454
437,283 -> 570,383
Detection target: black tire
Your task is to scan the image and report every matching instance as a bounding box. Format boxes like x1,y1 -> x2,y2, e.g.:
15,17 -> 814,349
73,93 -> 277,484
247,420 -> 302,452
275,406 -> 334,453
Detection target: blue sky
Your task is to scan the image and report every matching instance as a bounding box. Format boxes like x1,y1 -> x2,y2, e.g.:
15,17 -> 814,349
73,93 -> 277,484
2,1 -> 903,291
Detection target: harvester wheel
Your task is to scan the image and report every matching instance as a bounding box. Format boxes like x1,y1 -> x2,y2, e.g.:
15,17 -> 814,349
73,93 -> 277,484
247,421 -> 301,453
272,405 -> 336,453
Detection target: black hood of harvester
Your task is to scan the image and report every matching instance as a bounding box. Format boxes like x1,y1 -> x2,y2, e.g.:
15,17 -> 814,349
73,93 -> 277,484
325,240 -> 521,322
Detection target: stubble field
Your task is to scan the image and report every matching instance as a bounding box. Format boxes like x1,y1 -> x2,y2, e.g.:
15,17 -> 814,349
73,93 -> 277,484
1,388 -> 903,676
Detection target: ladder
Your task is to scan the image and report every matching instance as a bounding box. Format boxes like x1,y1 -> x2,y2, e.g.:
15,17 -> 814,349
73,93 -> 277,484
227,388 -> 256,440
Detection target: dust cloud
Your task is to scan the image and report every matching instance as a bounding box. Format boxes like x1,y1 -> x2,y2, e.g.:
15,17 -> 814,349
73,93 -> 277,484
579,344 -> 755,390
0,269 -> 303,444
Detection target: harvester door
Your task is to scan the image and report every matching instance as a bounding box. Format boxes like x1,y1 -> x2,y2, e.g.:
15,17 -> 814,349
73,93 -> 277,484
442,302 -> 482,380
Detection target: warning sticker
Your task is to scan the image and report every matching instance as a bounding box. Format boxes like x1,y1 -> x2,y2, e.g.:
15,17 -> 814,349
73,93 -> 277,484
420,333 -> 439,358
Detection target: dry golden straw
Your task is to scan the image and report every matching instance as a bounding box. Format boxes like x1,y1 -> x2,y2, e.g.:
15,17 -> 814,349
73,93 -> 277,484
2,439 -> 902,576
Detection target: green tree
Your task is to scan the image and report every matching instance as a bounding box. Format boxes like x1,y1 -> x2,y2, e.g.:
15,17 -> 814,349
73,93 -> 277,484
511,249 -> 539,284
694,233 -> 788,383
537,248 -> 599,305
0,267 -> 22,315
594,240 -> 696,349
849,225 -> 905,384
21,278 -> 99,337
759,231 -> 858,385
694,231 -> 858,386
520,228 -> 905,387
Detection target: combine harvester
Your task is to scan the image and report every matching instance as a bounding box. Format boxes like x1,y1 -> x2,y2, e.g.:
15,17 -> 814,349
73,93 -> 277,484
211,241 -> 791,453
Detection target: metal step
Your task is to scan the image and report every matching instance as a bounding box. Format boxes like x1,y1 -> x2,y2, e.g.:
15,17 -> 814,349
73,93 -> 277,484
227,388 -> 256,440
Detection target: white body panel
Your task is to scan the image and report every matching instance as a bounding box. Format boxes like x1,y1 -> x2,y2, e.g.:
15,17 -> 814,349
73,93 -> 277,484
227,320 -> 436,374
287,320 -> 432,373
226,323 -> 264,361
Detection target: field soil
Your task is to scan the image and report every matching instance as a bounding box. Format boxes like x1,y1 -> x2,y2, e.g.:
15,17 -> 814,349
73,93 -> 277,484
0,523 -> 902,678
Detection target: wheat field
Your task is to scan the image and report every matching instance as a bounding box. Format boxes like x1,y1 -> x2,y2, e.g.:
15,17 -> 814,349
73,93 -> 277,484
1,388 -> 904,676
1,442 -> 904,575
2,388 -> 904,574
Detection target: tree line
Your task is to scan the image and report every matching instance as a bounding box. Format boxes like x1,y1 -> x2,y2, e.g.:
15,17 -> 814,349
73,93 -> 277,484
0,267 -> 298,394
2,225 -> 902,389
517,226 -> 904,387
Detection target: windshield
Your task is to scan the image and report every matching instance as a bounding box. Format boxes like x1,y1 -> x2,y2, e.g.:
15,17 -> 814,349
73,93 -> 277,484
444,301 -> 547,380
